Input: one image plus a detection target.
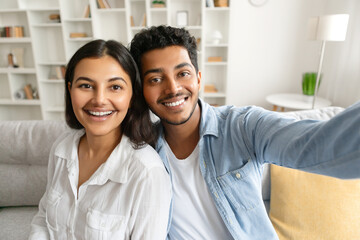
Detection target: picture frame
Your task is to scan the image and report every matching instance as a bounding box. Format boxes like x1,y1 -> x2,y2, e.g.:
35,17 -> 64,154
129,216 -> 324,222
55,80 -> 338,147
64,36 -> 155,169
176,11 -> 188,27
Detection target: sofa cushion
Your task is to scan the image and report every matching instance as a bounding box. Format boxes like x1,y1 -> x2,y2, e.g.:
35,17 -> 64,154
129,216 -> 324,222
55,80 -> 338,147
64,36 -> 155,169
0,120 -> 69,207
0,207 -> 38,240
269,164 -> 360,239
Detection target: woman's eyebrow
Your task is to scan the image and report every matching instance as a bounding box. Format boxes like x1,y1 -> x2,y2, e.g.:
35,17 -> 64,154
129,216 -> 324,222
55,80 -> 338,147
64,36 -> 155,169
74,77 -> 127,85
109,77 -> 127,85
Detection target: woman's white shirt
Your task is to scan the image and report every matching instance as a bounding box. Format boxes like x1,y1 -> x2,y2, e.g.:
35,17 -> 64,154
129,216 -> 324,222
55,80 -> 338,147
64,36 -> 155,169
29,129 -> 171,240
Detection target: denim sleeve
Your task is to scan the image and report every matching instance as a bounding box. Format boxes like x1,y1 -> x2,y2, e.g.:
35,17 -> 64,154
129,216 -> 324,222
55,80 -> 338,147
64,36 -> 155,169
241,101 -> 360,179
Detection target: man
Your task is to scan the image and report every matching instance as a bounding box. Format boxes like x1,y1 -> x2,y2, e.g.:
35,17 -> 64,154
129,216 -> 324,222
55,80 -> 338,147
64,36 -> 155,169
130,25 -> 360,239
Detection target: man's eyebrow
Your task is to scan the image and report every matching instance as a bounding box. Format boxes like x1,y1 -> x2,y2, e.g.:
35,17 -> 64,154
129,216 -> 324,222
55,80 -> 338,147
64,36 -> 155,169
143,68 -> 163,77
175,62 -> 193,70
143,62 -> 193,77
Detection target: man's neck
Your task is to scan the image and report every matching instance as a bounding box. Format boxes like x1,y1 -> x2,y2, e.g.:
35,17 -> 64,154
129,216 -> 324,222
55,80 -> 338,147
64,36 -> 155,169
163,104 -> 201,159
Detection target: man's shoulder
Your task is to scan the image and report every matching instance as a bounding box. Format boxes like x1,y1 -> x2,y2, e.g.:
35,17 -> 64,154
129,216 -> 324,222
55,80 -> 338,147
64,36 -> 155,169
204,102 -> 268,122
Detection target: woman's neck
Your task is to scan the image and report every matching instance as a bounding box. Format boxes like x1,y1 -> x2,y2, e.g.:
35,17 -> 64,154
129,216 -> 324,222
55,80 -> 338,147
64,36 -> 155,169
77,129 -> 122,189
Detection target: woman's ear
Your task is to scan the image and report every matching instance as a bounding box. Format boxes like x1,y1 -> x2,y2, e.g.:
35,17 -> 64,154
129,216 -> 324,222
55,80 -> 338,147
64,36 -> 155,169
67,82 -> 71,92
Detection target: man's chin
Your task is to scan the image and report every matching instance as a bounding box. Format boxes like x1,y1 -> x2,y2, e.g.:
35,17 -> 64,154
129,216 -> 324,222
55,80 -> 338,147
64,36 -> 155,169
162,116 -> 191,126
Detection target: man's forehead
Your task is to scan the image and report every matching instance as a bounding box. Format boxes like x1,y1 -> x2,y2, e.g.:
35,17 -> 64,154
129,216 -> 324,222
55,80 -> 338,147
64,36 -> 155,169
141,46 -> 192,69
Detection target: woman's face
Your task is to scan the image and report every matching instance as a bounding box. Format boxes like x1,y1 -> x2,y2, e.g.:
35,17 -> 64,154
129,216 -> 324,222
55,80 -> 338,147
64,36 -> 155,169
69,55 -> 133,138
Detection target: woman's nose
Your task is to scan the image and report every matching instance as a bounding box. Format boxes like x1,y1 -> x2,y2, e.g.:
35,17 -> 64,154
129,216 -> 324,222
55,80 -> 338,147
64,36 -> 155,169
94,88 -> 106,105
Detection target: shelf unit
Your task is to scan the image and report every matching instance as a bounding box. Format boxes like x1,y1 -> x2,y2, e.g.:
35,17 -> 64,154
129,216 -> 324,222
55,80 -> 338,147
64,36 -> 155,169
0,0 -> 231,120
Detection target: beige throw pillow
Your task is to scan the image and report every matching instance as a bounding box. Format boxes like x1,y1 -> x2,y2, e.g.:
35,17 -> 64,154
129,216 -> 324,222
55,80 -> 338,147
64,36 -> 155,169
269,164 -> 360,240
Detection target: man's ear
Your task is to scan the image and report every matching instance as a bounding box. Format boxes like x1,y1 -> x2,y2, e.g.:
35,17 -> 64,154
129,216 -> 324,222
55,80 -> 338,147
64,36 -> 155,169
197,71 -> 202,89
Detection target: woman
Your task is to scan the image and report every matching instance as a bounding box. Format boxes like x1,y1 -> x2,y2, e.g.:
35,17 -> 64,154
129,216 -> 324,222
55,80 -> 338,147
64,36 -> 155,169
29,40 -> 171,239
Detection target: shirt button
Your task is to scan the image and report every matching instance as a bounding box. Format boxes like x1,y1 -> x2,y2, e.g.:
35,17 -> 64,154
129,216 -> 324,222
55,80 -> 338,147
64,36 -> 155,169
235,172 -> 241,179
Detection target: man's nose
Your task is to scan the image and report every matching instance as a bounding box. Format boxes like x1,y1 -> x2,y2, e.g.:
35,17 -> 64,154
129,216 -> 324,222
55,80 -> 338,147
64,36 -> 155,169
164,78 -> 180,95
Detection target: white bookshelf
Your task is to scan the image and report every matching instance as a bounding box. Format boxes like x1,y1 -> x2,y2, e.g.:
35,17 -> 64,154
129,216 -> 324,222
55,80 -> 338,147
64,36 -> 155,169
0,0 -> 231,120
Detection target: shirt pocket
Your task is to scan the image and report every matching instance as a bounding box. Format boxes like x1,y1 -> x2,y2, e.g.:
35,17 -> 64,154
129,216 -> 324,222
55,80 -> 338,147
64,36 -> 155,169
45,187 -> 62,232
85,208 -> 126,240
217,159 -> 263,211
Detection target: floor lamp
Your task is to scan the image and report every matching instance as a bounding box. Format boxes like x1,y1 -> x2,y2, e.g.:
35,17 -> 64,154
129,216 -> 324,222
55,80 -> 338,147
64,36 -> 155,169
307,14 -> 349,109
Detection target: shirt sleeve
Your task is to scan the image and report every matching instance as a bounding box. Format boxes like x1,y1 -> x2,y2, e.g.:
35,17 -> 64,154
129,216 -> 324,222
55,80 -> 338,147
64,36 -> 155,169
28,141 -> 59,239
129,160 -> 172,240
241,101 -> 360,179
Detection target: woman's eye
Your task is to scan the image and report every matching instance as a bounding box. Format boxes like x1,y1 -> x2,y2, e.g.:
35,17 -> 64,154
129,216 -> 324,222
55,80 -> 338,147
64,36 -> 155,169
79,84 -> 92,89
112,85 -> 122,90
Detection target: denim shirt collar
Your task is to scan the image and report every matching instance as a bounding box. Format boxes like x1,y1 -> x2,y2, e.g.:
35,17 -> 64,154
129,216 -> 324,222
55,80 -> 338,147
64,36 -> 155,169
198,98 -> 219,138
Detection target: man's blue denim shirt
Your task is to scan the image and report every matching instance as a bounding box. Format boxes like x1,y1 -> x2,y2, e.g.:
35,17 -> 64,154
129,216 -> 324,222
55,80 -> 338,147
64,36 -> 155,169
155,98 -> 360,240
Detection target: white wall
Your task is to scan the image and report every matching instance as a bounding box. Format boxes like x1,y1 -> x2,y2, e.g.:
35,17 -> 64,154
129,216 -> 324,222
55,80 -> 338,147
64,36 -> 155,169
321,0 -> 360,107
226,0 -> 360,109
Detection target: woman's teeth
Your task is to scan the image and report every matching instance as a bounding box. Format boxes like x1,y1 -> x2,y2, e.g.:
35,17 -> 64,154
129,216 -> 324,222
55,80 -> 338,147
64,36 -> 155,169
88,110 -> 113,116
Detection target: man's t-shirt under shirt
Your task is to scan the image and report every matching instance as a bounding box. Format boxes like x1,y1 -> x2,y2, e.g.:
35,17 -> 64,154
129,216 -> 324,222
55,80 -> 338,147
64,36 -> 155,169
165,141 -> 233,239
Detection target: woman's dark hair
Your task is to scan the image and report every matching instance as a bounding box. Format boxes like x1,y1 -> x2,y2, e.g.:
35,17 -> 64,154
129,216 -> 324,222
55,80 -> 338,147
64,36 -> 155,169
65,39 -> 156,148
130,25 -> 199,74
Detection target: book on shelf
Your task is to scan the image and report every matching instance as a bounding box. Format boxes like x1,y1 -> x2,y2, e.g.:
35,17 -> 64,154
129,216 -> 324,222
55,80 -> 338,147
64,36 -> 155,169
49,66 -> 66,80
140,13 -> 146,27
130,16 -> 135,27
103,0 -> 111,8
82,4 -> 91,18
204,84 -> 218,93
5,26 -> 12,37
0,26 -> 24,38
214,0 -> 228,7
23,84 -> 34,100
55,66 -> 66,79
97,0 -> 111,9
69,32 -> 87,38
14,26 -> 24,37
208,56 -> 222,62
0,27 -> 5,37
49,14 -> 61,23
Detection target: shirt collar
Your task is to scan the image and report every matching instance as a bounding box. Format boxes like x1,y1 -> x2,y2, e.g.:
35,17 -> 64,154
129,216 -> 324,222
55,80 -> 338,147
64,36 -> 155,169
54,130 -> 134,184
198,98 -> 219,138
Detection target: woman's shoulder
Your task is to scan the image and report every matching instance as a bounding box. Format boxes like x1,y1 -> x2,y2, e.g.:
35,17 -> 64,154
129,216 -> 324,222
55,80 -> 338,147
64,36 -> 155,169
52,129 -> 84,159
130,143 -> 164,170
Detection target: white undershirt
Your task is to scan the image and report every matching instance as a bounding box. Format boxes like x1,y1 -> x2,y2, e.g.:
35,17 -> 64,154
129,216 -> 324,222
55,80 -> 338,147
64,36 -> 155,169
165,141 -> 233,240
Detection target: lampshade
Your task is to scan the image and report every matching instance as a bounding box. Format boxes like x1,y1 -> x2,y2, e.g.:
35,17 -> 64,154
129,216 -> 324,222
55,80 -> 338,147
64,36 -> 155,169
307,14 -> 349,41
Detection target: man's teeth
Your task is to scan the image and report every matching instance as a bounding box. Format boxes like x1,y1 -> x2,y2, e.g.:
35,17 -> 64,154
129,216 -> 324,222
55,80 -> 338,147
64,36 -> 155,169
88,110 -> 112,116
164,99 -> 185,107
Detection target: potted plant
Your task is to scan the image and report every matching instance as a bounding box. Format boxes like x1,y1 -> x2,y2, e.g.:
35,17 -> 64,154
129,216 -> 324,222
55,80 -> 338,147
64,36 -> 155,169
302,72 -> 321,102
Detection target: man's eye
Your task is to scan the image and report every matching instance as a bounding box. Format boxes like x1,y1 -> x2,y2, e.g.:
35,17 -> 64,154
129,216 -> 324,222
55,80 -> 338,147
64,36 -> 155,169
179,72 -> 190,77
150,78 -> 161,84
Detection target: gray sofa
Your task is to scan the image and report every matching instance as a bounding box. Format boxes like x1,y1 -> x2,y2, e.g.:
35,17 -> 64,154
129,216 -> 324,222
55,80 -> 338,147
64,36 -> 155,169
0,106 -> 344,240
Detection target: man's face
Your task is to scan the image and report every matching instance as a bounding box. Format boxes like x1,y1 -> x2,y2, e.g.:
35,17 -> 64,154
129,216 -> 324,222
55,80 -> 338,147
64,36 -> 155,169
141,46 -> 201,125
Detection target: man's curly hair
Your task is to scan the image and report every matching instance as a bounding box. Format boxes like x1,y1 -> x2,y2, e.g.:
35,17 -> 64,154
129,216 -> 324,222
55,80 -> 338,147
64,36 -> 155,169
129,25 -> 199,74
